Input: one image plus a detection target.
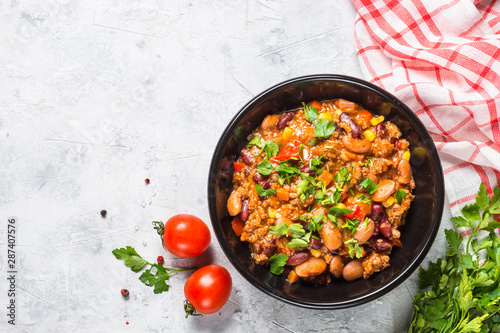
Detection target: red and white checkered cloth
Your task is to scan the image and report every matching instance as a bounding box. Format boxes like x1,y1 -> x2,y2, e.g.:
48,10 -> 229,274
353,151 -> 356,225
353,0 -> 500,219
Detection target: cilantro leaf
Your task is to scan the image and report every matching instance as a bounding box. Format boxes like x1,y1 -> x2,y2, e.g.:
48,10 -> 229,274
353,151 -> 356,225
359,178 -> 378,194
288,223 -> 306,239
314,118 -> 336,138
268,223 -> 288,236
345,239 -> 363,258
306,214 -> 324,232
112,246 -> 148,272
395,189 -> 407,203
328,206 -> 354,217
268,253 -> 288,275
341,218 -> 360,234
255,184 -> 276,197
256,160 -> 274,175
307,138 -> 317,146
302,102 -> 318,123
247,135 -> 263,148
357,193 -> 371,205
259,140 -> 280,160
475,182 -> 489,210
139,264 -> 171,294
287,238 -> 309,248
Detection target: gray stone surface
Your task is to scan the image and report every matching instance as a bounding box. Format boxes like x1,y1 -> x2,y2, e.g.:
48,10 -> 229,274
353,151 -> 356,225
0,1 -> 452,332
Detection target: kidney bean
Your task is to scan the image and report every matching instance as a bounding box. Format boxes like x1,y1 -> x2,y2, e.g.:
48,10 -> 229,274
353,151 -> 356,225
277,112 -> 294,130
379,221 -> 392,238
262,179 -> 272,190
262,245 -> 277,257
286,252 -> 311,266
329,255 -> 344,279
239,200 -> 250,221
227,191 -> 242,216
370,203 -> 385,221
253,173 -> 264,183
376,123 -> 386,133
371,237 -> 390,251
309,237 -> 322,250
220,159 -> 234,172
342,259 -> 364,281
339,112 -> 361,138
240,149 -> 254,165
372,221 -> 380,237
295,258 -> 327,278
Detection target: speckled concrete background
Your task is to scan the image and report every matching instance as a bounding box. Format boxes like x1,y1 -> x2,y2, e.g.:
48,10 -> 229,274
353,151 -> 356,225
0,1 -> 452,332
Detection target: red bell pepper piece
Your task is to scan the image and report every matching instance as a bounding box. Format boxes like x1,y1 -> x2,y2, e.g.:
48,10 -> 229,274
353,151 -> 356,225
234,162 -> 245,172
270,140 -> 301,163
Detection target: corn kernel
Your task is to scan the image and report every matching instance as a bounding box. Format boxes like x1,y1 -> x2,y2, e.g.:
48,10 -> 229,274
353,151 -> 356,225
310,249 -> 322,258
370,115 -> 385,126
402,151 -> 411,161
318,111 -> 333,120
268,208 -> 277,218
334,109 -> 343,118
282,127 -> 293,141
382,196 -> 396,207
364,129 -> 376,142
335,203 -> 347,210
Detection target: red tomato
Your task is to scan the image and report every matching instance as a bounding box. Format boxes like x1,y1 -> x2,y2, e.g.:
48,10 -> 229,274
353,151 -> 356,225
184,265 -> 232,315
162,214 -> 211,258
271,140 -> 301,163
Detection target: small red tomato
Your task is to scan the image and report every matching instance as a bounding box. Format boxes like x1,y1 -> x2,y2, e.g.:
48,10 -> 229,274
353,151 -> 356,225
162,214 -> 211,258
184,265 -> 232,315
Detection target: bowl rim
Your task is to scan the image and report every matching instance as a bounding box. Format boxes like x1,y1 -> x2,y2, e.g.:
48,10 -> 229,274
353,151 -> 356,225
208,74 -> 445,309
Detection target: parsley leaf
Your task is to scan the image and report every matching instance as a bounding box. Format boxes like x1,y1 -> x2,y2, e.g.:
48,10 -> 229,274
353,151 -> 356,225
247,135 -> 263,148
341,218 -> 360,234
113,245 -> 194,294
314,118 -> 336,138
268,253 -> 288,275
307,138 -> 317,146
409,182 -> 500,332
302,102 -> 318,123
276,162 -> 300,185
256,160 -> 274,175
357,193 -> 371,205
259,140 -> 280,160
255,184 -> 277,197
328,206 -> 354,217
345,238 -> 363,259
112,246 -> 148,272
268,223 -> 288,236
359,178 -> 378,194
395,189 -> 407,203
306,214 -> 325,232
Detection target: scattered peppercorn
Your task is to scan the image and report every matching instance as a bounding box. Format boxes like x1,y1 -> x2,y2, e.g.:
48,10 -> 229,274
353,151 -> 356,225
100,210 -> 107,218
157,256 -> 164,264
145,178 -> 150,184
121,289 -> 129,298
126,322 -> 129,325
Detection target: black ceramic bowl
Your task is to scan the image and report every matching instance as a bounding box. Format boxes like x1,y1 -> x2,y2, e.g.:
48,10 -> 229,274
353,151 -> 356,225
208,74 -> 444,309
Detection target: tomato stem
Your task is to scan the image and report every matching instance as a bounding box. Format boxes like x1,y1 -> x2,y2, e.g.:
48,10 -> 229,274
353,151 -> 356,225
183,300 -> 202,318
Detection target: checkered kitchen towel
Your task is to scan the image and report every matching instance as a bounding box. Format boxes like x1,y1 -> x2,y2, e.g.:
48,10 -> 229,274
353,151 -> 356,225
353,0 -> 500,221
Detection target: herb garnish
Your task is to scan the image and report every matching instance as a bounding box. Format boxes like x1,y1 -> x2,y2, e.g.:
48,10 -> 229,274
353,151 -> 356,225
256,160 -> 274,175
268,253 -> 288,275
112,246 -> 193,294
345,238 -> 363,259
395,189 -> 407,203
359,177 -> 378,194
409,183 -> 500,332
255,184 -> 277,197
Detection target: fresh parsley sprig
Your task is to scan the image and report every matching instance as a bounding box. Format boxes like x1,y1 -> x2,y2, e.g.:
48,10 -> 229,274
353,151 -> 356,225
112,246 -> 194,294
409,183 -> 500,332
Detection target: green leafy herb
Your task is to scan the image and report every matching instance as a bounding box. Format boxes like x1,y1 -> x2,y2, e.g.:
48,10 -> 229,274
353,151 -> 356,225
259,140 -> 280,160
269,253 -> 288,275
302,102 -> 318,123
287,237 -> 310,248
113,246 -> 193,294
328,205 -> 354,217
345,238 -> 363,259
255,184 -> 277,197
395,189 -> 407,203
276,162 -> 300,185
306,214 -> 325,232
256,160 -> 274,175
307,138 -> 317,146
364,156 -> 375,168
268,223 -> 289,236
247,135 -> 263,148
359,178 -> 378,194
288,223 -> 306,239
357,193 -> 371,205
408,183 -> 500,333
341,218 -> 360,234
314,118 -> 336,138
